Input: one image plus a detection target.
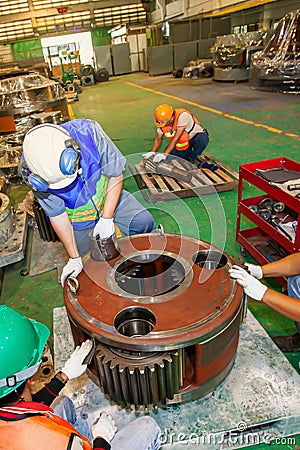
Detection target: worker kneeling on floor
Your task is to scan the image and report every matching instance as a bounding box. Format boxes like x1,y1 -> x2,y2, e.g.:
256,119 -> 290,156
144,103 -> 209,165
0,305 -> 161,450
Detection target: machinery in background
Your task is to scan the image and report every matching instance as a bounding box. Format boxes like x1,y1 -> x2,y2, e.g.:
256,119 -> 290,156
0,192 -> 27,267
80,64 -> 110,86
182,59 -> 214,80
212,31 -> 269,82
0,73 -> 68,133
250,9 -> 300,93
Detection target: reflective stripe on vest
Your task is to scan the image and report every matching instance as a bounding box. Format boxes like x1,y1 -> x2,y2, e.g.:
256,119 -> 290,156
0,409 -> 92,450
48,119 -> 109,231
162,108 -> 200,151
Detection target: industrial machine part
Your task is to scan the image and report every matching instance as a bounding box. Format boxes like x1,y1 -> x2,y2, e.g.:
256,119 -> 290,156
183,59 -> 213,79
143,155 -> 192,183
80,65 -> 94,77
0,143 -> 23,180
94,68 -> 110,83
250,10 -> 300,93
89,231 -> 120,262
31,111 -> 63,126
64,232 -> 244,411
33,199 -> 58,242
81,75 -> 95,87
0,73 -> 69,132
212,31 -> 268,82
0,193 -> 27,267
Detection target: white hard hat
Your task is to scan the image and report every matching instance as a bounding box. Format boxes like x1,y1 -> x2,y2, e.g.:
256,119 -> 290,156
23,123 -> 77,189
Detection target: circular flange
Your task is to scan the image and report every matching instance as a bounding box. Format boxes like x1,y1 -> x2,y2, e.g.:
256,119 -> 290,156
65,233 -> 243,352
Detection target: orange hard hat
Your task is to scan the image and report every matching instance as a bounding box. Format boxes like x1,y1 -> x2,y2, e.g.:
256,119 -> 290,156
154,104 -> 174,127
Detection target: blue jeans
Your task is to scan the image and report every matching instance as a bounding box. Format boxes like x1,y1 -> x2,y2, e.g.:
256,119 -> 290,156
74,189 -> 156,256
51,396 -> 161,449
170,130 -> 209,161
288,275 -> 300,333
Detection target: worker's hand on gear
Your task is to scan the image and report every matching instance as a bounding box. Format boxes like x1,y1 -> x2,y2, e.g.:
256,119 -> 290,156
61,339 -> 93,380
91,412 -> 118,443
93,217 -> 115,239
61,257 -> 83,287
153,153 -> 167,163
143,151 -> 156,160
229,265 -> 268,301
244,263 -> 263,279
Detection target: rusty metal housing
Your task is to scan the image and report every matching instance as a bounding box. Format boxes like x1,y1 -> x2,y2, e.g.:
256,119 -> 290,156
64,232 -> 244,411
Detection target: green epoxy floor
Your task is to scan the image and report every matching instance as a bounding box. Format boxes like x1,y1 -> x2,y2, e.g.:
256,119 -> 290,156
1,73 -> 300,448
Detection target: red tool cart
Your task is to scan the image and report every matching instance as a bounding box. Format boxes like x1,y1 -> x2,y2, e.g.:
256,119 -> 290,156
236,156 -> 300,285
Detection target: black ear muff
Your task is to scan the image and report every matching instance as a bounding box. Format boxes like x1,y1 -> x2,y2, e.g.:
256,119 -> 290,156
60,139 -> 81,175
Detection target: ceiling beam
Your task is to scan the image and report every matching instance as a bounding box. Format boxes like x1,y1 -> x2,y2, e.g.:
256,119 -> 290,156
0,0 -> 142,24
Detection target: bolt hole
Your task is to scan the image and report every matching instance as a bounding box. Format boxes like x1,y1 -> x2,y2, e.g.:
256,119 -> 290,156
42,367 -> 51,376
192,250 -> 227,270
114,307 -> 156,337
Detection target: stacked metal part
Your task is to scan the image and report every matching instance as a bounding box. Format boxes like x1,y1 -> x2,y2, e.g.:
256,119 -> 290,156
143,154 -> 192,183
33,199 -> 58,242
96,343 -> 180,410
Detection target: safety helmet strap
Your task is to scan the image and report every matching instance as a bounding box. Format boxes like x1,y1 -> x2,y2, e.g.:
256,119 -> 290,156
0,361 -> 41,389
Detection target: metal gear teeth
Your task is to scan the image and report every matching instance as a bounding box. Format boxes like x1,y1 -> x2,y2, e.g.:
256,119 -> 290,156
95,343 -> 181,410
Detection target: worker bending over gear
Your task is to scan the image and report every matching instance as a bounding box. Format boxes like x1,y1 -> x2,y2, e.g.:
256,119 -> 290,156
20,119 -> 155,286
145,104 -> 209,164
229,254 -> 300,352
0,306 -> 161,450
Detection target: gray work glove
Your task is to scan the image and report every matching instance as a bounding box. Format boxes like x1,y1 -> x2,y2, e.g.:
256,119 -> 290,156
93,217 -> 114,239
61,257 -> 83,287
91,412 -> 118,443
229,265 -> 268,301
61,340 -> 93,380
143,152 -> 156,160
153,153 -> 167,163
245,263 -> 263,279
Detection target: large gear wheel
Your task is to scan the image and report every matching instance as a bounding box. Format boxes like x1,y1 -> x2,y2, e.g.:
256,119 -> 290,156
95,342 -> 180,410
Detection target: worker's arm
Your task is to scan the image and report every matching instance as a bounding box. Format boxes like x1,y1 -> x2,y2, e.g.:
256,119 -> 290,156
50,212 -> 79,258
262,289 -> 300,321
230,266 -> 300,322
164,127 -> 186,155
262,253 -> 300,278
151,133 -> 163,152
102,173 -> 123,219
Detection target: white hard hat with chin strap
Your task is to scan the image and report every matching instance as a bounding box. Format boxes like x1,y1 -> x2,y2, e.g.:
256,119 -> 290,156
22,123 -> 81,191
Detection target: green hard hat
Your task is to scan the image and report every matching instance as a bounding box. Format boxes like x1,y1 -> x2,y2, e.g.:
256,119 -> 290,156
0,305 -> 50,398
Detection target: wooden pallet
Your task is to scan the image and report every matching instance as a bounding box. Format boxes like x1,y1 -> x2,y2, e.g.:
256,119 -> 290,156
129,153 -> 239,203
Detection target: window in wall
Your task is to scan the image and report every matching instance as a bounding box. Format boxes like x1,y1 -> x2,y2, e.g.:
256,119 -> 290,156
94,4 -> 147,28
32,0 -> 88,9
0,1 -> 29,15
0,20 -> 33,42
36,11 -> 91,34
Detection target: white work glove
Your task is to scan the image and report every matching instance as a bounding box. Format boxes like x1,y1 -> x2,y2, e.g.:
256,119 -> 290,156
93,217 -> 114,239
61,257 -> 83,287
229,265 -> 268,301
153,153 -> 167,163
143,151 -> 156,160
91,412 -> 118,443
61,339 -> 93,380
244,263 -> 263,279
